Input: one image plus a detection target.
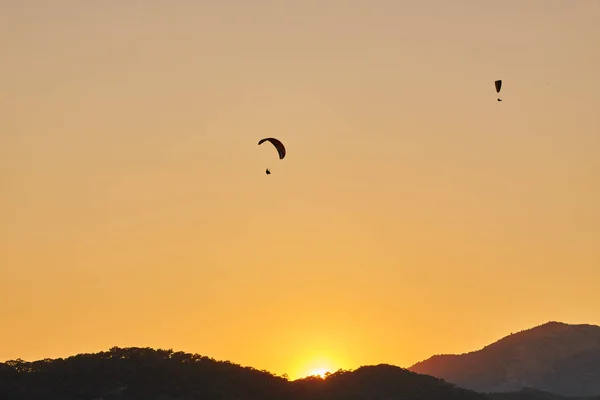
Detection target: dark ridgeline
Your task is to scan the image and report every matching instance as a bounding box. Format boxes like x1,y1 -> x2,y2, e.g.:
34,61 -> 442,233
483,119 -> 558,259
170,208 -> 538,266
409,321 -> 600,397
0,347 -> 486,400
3,321 -> 600,400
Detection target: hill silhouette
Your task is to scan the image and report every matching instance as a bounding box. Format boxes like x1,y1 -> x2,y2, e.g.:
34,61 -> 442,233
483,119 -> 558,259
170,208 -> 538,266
0,346 -> 488,400
409,321 -> 600,397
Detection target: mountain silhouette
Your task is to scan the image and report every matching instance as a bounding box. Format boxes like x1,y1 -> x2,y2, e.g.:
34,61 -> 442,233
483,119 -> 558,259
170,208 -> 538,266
0,346 -> 488,400
408,321 -> 600,397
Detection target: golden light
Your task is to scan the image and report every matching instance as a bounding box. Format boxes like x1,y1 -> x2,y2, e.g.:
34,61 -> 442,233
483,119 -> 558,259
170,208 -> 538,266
292,349 -> 348,380
308,367 -> 330,378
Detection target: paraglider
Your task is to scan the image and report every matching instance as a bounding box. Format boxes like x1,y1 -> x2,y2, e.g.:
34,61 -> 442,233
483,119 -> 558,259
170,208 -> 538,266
258,137 -> 285,175
495,80 -> 502,101
258,138 -> 286,159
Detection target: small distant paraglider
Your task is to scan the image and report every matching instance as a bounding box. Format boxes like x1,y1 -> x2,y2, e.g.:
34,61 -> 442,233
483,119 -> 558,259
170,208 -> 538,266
258,137 -> 286,175
495,80 -> 502,101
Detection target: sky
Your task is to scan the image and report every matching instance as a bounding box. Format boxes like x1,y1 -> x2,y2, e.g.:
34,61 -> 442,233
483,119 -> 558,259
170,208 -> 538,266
1,0 -> 600,380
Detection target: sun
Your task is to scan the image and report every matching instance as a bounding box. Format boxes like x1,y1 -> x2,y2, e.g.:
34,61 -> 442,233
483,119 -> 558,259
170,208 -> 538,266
296,354 -> 340,380
308,367 -> 330,379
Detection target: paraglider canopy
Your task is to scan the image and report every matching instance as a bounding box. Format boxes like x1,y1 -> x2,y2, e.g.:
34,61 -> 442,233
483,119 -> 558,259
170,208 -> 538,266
258,137 -> 286,159
495,80 -> 502,93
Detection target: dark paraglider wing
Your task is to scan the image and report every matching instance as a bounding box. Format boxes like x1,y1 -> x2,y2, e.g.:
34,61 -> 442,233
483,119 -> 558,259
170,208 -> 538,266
495,80 -> 502,93
258,137 -> 286,159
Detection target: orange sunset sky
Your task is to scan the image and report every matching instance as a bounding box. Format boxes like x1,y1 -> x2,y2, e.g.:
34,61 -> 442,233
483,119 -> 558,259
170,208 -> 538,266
1,0 -> 599,380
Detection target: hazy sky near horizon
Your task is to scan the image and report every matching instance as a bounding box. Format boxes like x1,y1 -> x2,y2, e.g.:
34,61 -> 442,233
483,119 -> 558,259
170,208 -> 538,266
2,0 -> 600,379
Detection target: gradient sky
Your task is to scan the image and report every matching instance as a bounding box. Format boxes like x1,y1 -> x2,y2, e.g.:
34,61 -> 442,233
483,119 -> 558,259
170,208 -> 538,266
2,0 -> 600,380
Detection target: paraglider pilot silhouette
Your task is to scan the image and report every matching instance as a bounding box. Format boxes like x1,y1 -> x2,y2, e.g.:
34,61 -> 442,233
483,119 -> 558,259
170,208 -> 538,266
258,137 -> 285,175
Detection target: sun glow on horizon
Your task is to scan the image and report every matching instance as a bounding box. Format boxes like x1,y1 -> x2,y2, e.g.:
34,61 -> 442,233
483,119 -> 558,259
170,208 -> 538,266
294,353 -> 341,380
307,367 -> 330,379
